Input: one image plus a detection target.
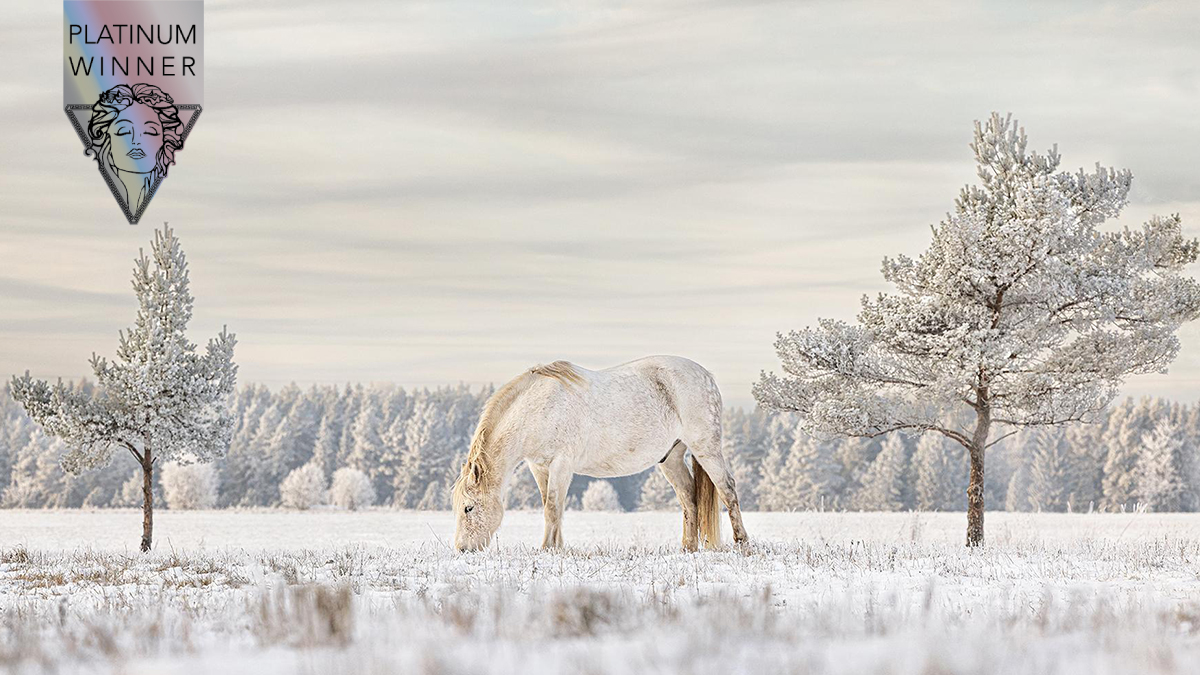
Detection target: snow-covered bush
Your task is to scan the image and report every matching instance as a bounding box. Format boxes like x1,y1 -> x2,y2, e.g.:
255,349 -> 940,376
162,462 -> 218,510
280,464 -> 327,510
581,480 -> 623,511
329,468 -> 375,511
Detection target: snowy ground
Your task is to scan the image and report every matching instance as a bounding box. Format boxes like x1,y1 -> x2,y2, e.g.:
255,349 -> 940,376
3,510 -> 1200,674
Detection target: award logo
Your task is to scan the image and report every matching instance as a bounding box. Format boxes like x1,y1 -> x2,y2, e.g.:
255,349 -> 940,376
63,1 -> 203,224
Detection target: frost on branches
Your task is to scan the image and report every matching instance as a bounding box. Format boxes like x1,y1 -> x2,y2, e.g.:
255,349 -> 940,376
280,463 -> 328,510
10,225 -> 237,551
162,462 -> 218,510
754,113 -> 1200,546
581,480 -> 624,512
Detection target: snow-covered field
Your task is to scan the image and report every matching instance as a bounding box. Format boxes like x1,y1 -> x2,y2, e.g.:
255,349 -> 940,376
3,510 -> 1200,674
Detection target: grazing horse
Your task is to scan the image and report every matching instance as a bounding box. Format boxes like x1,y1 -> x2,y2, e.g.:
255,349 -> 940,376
452,355 -> 749,551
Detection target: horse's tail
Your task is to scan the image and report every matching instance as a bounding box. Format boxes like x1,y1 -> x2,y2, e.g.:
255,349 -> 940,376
693,457 -> 720,549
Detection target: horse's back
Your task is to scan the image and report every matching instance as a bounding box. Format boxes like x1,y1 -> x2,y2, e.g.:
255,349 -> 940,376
608,355 -> 722,423
513,356 -> 722,477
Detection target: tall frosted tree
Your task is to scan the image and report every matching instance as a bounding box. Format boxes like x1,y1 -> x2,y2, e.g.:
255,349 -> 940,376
914,433 -> 964,511
1064,422 -> 1103,510
724,408 -> 771,511
754,417 -> 797,510
1102,397 -> 1157,510
10,226 -> 237,551
1180,404 -> 1200,511
785,434 -> 844,510
755,113 -> 1200,545
1028,430 -> 1066,511
1137,418 -> 1185,512
852,433 -> 912,511
346,400 -> 387,497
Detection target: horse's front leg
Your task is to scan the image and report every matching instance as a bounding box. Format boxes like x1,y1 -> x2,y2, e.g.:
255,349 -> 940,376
541,460 -> 572,549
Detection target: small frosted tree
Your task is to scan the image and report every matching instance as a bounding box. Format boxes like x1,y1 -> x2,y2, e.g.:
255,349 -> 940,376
581,480 -> 623,511
10,226 -> 237,551
280,463 -> 327,510
755,114 -> 1200,545
162,462 -> 218,510
329,467 -> 375,510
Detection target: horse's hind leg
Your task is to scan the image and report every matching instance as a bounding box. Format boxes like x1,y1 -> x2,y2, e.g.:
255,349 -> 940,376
659,443 -> 699,551
541,460 -> 571,549
691,444 -> 750,545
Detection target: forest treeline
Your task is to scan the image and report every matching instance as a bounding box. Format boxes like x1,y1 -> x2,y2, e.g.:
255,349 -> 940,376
1,381 -> 1197,512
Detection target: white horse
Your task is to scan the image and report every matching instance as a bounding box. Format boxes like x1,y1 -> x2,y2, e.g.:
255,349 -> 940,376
452,355 -> 749,551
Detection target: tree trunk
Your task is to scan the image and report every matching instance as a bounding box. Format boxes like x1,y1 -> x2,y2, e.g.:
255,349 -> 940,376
966,444 -> 985,546
966,407 -> 991,547
140,445 -> 154,553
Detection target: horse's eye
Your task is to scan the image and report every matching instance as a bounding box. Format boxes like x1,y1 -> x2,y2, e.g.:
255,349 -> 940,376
464,505 -> 475,514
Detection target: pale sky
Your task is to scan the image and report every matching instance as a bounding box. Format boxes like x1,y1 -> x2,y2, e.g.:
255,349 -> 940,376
2,0 -> 1200,406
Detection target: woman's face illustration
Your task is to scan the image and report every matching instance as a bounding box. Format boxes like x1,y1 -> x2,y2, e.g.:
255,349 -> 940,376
108,103 -> 162,174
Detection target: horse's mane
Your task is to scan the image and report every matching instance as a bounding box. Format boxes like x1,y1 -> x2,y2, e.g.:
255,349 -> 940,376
529,360 -> 585,387
454,361 -> 585,495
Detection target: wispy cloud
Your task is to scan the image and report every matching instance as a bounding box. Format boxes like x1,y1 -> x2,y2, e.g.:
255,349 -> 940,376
2,0 -> 1199,405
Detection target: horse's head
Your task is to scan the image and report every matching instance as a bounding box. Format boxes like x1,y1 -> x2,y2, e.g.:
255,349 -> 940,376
452,459 -> 504,551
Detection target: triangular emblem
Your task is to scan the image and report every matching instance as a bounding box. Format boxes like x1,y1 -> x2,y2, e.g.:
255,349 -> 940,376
65,94 -> 201,225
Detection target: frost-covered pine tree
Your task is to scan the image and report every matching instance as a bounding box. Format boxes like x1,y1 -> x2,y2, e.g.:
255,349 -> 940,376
786,434 -> 844,510
581,480 -> 623,511
755,114 -> 1200,545
1005,459 -> 1033,512
329,467 -> 375,510
10,225 -> 237,551
505,461 -> 544,510
1027,425 -> 1075,509
280,463 -> 327,510
1102,397 -> 1157,510
1137,418 -> 1184,512
1064,423 -> 1103,510
754,419 -> 797,510
311,415 -> 341,480
851,433 -> 912,511
638,469 -> 677,510
724,408 -> 770,511
1179,404 -> 1200,511
914,433 -> 964,511
346,399 -> 388,500
834,436 -> 877,506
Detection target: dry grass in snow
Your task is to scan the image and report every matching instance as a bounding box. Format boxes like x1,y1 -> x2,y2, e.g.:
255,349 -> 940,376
2,510 -> 1200,674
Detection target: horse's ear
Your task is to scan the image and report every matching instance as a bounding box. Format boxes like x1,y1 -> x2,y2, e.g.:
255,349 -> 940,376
470,462 -> 483,483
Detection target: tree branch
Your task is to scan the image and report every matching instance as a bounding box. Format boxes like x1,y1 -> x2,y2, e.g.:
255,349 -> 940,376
859,423 -> 972,448
985,430 -> 1019,448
